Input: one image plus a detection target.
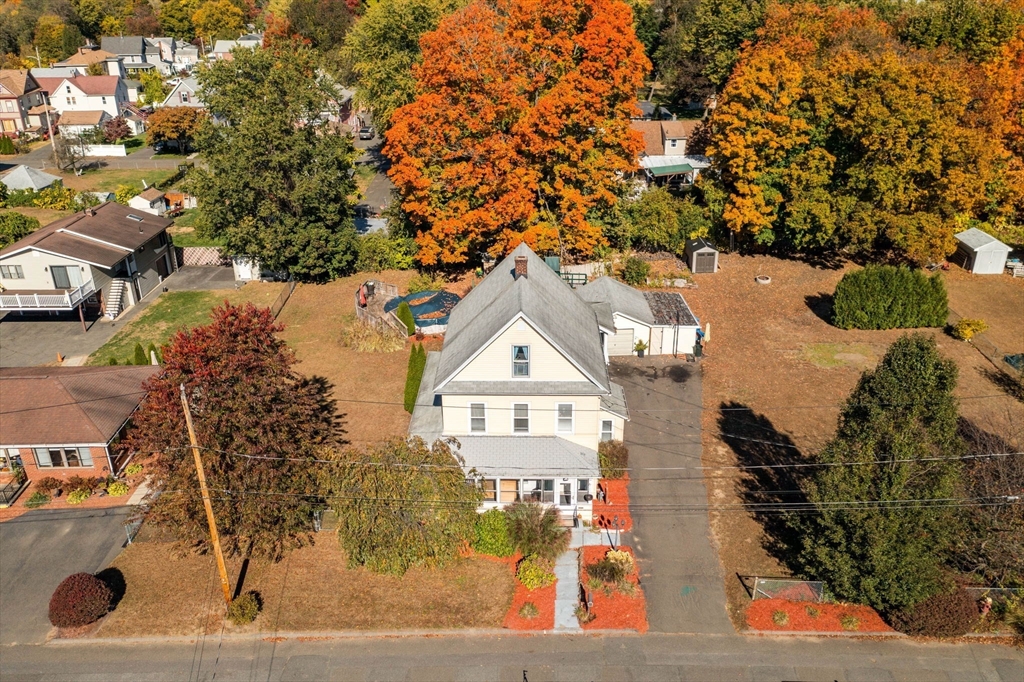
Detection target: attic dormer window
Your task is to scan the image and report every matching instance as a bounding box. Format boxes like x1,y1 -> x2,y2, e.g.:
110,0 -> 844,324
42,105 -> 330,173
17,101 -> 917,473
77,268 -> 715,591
127,214 -> 144,222
512,345 -> 529,377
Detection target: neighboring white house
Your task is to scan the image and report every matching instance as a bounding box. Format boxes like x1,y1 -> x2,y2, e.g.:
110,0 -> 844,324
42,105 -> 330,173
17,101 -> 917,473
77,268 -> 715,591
0,202 -> 175,320
408,244 -> 631,523
161,77 -> 204,109
1,165 -> 61,192
101,36 -> 174,75
174,46 -> 200,71
576,277 -> 701,357
630,118 -> 711,185
57,110 -> 111,136
211,34 -> 263,60
954,228 -> 1012,275
127,187 -> 166,216
54,46 -> 125,78
52,76 -> 127,119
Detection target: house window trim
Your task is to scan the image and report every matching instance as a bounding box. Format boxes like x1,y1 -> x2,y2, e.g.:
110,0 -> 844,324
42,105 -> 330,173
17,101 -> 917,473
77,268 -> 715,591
512,402 -> 530,434
469,402 -> 487,434
32,446 -> 94,468
0,264 -> 25,279
556,403 -> 575,434
600,419 -> 614,442
511,344 -> 530,378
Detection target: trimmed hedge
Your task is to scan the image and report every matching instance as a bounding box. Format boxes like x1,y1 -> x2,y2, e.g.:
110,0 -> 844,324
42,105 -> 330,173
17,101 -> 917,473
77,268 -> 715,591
890,587 -> 979,637
472,508 -> 514,557
396,301 -> 415,335
598,440 -> 629,479
622,256 -> 650,286
403,343 -> 426,413
48,573 -> 113,628
516,556 -> 556,590
832,266 -> 947,330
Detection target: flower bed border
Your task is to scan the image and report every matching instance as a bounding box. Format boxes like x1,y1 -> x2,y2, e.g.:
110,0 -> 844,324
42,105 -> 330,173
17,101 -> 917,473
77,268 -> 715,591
579,545 -> 648,633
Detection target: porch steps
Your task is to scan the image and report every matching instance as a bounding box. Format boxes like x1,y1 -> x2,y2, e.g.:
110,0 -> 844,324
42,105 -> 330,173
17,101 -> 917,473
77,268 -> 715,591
105,279 -> 128,319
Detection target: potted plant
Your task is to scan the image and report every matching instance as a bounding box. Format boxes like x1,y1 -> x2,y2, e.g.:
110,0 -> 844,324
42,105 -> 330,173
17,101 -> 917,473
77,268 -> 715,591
634,339 -> 648,358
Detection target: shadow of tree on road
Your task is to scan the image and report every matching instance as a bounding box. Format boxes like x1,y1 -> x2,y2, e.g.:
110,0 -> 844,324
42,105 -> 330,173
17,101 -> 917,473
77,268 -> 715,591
717,401 -> 807,572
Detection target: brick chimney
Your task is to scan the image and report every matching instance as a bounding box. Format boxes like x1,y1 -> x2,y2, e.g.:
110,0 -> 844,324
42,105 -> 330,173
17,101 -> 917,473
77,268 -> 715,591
514,255 -> 528,280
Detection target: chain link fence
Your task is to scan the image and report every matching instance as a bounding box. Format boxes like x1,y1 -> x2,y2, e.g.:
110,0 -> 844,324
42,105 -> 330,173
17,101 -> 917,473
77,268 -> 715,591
748,577 -> 828,603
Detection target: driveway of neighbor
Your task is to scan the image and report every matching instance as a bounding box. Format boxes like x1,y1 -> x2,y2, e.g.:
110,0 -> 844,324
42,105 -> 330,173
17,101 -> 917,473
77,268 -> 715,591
0,507 -> 131,645
0,266 -> 235,367
611,356 -> 733,634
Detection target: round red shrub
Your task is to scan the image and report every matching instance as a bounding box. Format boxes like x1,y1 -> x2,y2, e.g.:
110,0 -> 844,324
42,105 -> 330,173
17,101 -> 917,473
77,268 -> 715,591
48,572 -> 113,628
891,587 -> 979,637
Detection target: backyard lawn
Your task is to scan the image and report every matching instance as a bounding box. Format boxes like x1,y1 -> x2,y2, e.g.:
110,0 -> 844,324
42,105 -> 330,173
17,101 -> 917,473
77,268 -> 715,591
86,284 -> 286,366
94,532 -> 513,637
276,270 -> 424,445
0,207 -> 70,227
680,254 -> 1024,628
60,169 -> 176,194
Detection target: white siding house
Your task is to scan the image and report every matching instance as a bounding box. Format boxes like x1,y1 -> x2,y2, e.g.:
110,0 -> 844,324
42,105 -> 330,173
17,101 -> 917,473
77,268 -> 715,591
408,244 -> 629,523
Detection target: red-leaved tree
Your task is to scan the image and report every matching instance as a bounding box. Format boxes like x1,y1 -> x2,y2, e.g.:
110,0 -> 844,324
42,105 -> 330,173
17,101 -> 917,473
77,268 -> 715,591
123,302 -> 343,560
384,0 -> 650,266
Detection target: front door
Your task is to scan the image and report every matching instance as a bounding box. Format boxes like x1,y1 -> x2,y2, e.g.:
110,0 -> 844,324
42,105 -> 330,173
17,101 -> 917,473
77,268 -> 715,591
560,481 -> 573,507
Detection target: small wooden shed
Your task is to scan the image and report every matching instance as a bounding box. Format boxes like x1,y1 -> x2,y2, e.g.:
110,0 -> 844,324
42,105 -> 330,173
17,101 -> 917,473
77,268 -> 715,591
954,228 -> 1011,275
685,238 -> 719,274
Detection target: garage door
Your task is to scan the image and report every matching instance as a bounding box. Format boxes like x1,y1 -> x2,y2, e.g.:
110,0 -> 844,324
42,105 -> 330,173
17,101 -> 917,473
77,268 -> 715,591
607,328 -> 634,356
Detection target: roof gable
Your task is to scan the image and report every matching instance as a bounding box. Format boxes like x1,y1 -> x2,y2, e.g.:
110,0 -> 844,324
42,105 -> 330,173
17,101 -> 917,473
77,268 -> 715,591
434,243 -> 609,392
576,276 -> 656,325
955,227 -> 1010,252
1,165 -> 61,192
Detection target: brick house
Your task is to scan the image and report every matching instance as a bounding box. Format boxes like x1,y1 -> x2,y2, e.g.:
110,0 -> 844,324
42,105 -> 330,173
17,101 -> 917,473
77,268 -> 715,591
0,366 -> 159,479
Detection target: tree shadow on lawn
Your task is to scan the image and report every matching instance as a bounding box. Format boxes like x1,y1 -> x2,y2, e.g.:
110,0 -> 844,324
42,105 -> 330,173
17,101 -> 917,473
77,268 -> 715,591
804,293 -> 834,325
979,366 -> 1024,403
717,401 -> 808,573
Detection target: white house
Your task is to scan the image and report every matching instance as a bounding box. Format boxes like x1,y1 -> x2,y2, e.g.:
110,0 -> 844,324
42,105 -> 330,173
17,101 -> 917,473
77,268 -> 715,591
100,36 -> 175,75
160,77 -> 204,109
55,46 -> 125,78
127,187 -> 166,216
576,277 -> 701,357
0,203 -> 174,321
211,35 -> 263,60
630,118 -> 711,185
953,228 -> 1012,275
408,244 -> 631,523
52,76 -> 127,118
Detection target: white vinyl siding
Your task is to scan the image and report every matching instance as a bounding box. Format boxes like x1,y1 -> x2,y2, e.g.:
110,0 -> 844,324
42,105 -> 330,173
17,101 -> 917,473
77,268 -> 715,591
600,419 -> 613,442
452,317 -> 589,383
512,403 -> 529,433
469,403 -> 486,433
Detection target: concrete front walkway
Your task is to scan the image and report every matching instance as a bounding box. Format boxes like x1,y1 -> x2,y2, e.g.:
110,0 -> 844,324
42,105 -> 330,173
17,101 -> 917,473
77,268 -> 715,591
610,356 -> 733,634
552,549 -> 581,631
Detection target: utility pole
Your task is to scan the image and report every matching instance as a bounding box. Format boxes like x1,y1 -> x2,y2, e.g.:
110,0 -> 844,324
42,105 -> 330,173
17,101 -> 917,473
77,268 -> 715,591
33,46 -> 58,162
179,384 -> 232,606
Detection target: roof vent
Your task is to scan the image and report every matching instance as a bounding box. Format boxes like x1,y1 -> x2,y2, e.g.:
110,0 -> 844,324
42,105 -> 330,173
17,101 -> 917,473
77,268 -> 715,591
514,255 -> 528,280
84,207 -> 94,217
127,214 -> 144,222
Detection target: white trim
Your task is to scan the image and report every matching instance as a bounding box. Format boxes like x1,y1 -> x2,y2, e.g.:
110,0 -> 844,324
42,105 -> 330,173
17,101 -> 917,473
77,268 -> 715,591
612,311 -> 653,328
556,402 -> 575,434
1,442 -> 107,449
511,343 -> 530,379
600,419 -> 614,442
469,402 -> 487,434
0,246 -> 113,270
511,402 -> 530,435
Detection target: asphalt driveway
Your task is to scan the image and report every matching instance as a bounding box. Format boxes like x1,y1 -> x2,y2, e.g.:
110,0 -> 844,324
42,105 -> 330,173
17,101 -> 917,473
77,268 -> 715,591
0,507 -> 131,645
611,356 -> 733,634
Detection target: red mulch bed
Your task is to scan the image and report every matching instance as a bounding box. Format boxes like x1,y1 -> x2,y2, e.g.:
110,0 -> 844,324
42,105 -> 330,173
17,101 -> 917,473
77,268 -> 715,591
593,476 -> 632,531
746,598 -> 894,633
472,552 -> 555,631
580,545 -> 648,632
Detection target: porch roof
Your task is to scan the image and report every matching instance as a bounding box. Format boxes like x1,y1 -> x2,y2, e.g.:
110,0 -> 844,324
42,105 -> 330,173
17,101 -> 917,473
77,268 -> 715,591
647,163 -> 694,177
453,436 -> 600,479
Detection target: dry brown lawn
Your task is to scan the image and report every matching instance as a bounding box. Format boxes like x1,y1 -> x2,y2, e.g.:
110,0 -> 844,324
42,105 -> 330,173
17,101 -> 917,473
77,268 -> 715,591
681,254 -> 1024,629
1,206 -> 71,226
276,270 -> 423,446
97,535 -> 513,637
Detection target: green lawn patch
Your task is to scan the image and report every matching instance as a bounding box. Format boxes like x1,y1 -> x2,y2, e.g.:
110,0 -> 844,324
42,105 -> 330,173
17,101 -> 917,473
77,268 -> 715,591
68,169 -> 175,194
802,342 -> 877,369
124,136 -> 146,152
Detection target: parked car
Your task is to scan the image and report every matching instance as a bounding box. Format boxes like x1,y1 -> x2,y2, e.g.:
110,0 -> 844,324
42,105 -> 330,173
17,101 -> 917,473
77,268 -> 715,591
358,126 -> 375,140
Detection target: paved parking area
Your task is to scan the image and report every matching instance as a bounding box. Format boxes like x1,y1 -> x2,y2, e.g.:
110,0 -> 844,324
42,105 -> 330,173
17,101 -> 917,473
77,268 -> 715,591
611,356 -> 733,634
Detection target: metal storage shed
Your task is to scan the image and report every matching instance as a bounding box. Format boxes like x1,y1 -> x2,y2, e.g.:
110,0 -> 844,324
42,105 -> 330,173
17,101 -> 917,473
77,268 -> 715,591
685,238 -> 718,274
954,228 -> 1011,275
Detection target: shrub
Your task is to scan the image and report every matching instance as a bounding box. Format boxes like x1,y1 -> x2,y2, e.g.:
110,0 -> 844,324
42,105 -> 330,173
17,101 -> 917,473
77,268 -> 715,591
108,357 -> 118,365
66,475 -> 98,492
124,463 -> 144,477
106,481 -> 130,497
403,343 -> 426,413
356,232 -> 416,272
133,342 -> 148,366
0,211 -> 40,249
48,573 -> 113,628
598,440 -> 629,479
227,591 -> 261,625
772,610 -> 790,626
951,318 -> 988,341
505,502 -> 569,561
805,605 -> 820,618
339,321 -> 405,353
832,266 -> 947,330
575,604 -> 595,624
407,272 -> 444,294
396,300 -> 416,335
66,489 -> 91,505
622,256 -> 650,286
516,556 -> 556,590
891,588 -> 980,637
840,614 -> 860,631
586,549 -> 635,584
518,602 -> 540,619
36,476 -> 62,494
472,508 -> 514,557
0,135 -> 15,154
5,188 -> 36,207
25,491 -> 51,508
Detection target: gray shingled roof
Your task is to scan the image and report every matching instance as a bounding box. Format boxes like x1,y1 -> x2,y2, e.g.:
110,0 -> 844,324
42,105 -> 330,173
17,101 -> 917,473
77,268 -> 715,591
1,165 -> 61,192
590,301 -> 614,331
453,436 -> 600,478
101,36 -> 145,56
434,243 -> 609,392
643,291 -> 699,326
601,382 -> 629,420
955,228 -> 1010,252
576,276 -> 656,325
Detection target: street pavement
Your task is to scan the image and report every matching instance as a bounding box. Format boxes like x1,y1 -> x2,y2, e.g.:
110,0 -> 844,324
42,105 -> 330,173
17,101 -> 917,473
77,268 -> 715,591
611,357 -> 733,634
0,507 -> 131,645
0,631 -> 1021,681
2,145 -> 187,172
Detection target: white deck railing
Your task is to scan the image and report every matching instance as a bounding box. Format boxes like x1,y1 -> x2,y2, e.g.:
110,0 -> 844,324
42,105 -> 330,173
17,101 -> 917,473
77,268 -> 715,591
0,279 -> 96,310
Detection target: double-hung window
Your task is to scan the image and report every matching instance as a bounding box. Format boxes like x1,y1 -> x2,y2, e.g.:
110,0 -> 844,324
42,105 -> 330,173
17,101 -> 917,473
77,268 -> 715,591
600,420 -> 614,442
513,404 -> 529,433
469,403 -> 486,433
0,265 -> 24,279
557,404 -> 574,433
512,345 -> 529,377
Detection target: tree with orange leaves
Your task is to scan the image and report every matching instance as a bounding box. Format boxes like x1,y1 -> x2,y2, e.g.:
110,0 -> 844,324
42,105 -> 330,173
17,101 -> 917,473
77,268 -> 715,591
384,0 -> 650,266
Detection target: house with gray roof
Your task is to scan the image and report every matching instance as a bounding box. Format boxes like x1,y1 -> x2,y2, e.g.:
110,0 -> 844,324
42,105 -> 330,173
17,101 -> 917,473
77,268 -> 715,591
1,165 -> 61,192
409,243 -> 630,523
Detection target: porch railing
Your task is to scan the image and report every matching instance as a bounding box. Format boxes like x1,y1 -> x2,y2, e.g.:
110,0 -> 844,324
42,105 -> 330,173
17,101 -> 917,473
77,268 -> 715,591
0,279 -> 96,310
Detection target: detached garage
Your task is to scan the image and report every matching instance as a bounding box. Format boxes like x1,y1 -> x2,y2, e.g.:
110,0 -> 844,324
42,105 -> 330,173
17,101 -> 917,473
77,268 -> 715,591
954,228 -> 1011,275
576,277 -> 701,357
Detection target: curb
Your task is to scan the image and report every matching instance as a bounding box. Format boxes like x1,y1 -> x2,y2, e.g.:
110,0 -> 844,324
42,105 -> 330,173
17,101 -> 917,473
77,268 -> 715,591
743,629 -> 905,638
46,628 -> 642,646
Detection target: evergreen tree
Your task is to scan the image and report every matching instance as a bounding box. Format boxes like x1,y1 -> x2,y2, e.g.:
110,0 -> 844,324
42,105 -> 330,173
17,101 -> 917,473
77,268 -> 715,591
789,334 -> 964,613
